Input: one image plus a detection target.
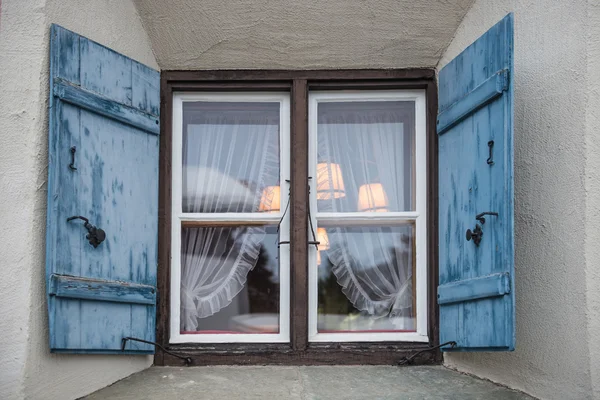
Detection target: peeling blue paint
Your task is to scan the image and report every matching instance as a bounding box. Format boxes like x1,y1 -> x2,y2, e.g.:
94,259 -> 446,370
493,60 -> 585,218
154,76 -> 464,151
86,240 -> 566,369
46,24 -> 160,355
438,14 -> 515,352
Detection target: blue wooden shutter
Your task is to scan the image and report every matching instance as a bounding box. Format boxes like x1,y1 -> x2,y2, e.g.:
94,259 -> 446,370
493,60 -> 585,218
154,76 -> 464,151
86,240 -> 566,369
46,25 -> 160,354
437,14 -> 515,351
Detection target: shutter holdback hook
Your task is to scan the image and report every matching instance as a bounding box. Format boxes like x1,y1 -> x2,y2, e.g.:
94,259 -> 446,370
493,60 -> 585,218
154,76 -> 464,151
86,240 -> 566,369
475,211 -> 499,225
466,212 -> 499,246
67,215 -> 106,248
121,337 -> 192,365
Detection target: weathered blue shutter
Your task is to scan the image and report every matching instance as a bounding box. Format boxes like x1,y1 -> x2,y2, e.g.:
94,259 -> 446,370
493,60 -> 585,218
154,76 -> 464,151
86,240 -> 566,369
437,14 -> 515,351
46,25 -> 160,354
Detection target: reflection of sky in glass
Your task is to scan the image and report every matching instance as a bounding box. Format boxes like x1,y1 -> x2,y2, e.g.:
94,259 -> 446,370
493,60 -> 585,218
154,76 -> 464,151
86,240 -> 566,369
185,124 -> 279,189
317,101 -> 415,212
182,102 -> 280,213
226,226 -> 280,283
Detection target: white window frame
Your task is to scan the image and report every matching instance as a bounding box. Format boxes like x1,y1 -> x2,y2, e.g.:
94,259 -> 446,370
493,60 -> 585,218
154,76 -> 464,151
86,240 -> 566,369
308,90 -> 428,343
170,92 -> 291,344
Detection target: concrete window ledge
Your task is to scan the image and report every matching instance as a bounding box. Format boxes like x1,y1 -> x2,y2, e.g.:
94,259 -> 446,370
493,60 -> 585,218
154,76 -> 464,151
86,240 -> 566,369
83,365 -> 535,399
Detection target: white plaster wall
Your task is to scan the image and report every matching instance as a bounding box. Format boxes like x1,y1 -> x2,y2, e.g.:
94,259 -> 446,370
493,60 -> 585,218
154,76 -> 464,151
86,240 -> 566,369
585,1 -> 600,397
0,0 -> 158,399
438,1 -> 597,399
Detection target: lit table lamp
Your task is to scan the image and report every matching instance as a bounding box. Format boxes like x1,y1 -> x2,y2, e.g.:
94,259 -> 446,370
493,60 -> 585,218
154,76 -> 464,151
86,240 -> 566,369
259,185 -> 281,212
316,162 -> 345,200
357,183 -> 389,212
317,227 -> 330,265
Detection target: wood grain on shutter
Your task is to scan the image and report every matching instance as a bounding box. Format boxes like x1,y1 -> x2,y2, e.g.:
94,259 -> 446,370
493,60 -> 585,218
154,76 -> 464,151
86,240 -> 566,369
46,25 -> 160,354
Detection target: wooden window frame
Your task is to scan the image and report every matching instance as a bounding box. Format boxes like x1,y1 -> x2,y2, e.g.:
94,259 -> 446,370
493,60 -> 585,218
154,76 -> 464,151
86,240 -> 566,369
157,69 -> 439,366
170,92 -> 291,344
307,90 -> 428,343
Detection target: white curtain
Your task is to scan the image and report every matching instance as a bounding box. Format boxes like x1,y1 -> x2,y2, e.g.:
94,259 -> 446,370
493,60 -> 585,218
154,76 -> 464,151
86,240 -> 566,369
180,110 -> 279,331
318,112 -> 414,320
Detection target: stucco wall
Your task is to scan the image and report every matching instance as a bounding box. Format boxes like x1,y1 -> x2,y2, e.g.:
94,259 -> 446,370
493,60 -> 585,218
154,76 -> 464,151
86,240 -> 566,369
133,0 -> 474,70
0,0 -> 157,399
585,1 -> 600,397
438,1 -> 598,399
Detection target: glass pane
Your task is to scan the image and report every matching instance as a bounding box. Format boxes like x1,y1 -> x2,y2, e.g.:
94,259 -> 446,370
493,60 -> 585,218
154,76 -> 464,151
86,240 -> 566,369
182,102 -> 280,213
317,224 -> 415,333
180,224 -> 280,334
316,101 -> 415,212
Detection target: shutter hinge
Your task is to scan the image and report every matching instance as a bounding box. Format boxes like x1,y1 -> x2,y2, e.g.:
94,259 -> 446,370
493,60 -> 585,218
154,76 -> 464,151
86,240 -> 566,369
497,69 -> 510,92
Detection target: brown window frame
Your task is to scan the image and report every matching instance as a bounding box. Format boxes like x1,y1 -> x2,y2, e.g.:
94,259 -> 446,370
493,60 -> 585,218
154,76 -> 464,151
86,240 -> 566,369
156,69 -> 439,366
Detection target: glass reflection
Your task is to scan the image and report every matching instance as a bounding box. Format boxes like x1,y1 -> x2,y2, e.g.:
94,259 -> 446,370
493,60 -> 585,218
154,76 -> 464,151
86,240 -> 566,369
180,225 -> 280,334
316,101 -> 415,212
317,224 -> 415,332
182,102 -> 280,213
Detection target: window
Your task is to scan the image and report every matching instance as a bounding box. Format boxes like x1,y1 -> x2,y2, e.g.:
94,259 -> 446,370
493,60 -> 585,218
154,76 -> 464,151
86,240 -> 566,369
163,71 -> 437,357
308,91 -> 428,342
170,89 -> 427,344
170,93 -> 290,343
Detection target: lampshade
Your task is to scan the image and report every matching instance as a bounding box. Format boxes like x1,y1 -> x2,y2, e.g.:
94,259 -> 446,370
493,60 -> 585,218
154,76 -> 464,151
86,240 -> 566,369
317,227 -> 330,251
357,183 -> 389,212
258,185 -> 281,212
316,162 -> 345,200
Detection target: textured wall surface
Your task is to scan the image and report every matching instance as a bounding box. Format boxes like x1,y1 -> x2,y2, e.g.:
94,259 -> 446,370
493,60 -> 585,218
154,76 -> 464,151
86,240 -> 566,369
133,0 -> 474,70
2,0 -> 598,399
585,1 -> 600,397
439,1 -> 598,399
0,0 -> 157,399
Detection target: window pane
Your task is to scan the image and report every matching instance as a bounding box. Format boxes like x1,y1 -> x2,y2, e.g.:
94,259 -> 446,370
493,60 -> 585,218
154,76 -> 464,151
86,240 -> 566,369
180,224 -> 280,334
182,102 -> 280,213
316,101 -> 414,212
317,224 -> 415,333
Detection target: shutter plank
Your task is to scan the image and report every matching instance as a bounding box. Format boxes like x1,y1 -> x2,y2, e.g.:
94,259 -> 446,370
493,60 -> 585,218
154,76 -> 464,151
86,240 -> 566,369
80,37 -> 133,106
132,62 -> 160,116
437,273 -> 511,305
53,79 -> 160,134
50,274 -> 156,305
437,70 -> 509,135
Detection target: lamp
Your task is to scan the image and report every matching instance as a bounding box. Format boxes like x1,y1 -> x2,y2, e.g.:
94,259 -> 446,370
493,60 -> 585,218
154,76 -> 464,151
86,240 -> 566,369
316,162 -> 345,200
317,227 -> 330,251
259,185 -> 281,212
357,183 -> 389,212
316,227 -> 329,266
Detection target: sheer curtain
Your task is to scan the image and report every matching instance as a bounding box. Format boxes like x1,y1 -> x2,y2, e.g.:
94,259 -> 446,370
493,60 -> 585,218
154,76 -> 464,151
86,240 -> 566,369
180,109 -> 279,331
318,110 -> 414,321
